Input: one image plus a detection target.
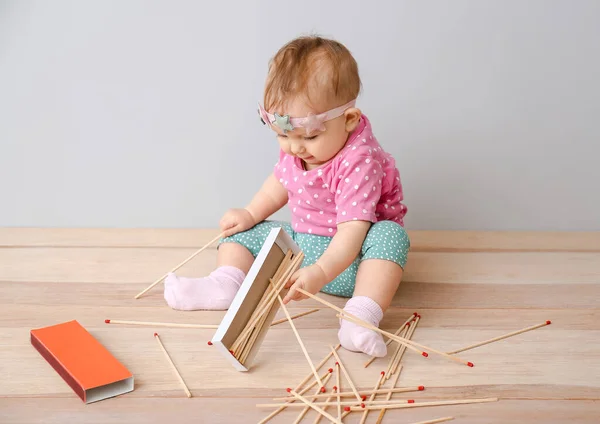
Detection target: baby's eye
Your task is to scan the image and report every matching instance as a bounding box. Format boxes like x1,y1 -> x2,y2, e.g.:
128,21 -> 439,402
277,134 -> 288,138
304,135 -> 319,141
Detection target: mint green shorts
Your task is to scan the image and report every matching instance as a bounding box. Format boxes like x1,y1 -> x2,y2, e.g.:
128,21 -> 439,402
218,220 -> 410,297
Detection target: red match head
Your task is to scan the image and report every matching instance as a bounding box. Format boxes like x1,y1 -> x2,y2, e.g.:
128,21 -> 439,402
229,350 -> 234,355
154,332 -> 158,337
320,387 -> 326,393
467,362 -> 474,367
408,399 -> 415,404
286,388 -> 292,393
413,312 -> 418,316
328,368 -> 333,373
344,406 -> 351,412
362,395 -> 367,401
333,386 -> 338,391
104,319 -> 110,324
418,385 -> 425,391
380,371 -> 385,376
422,352 -> 429,357
335,362 -> 339,366
546,320 -> 552,325
207,341 -> 213,346
417,314 -> 421,319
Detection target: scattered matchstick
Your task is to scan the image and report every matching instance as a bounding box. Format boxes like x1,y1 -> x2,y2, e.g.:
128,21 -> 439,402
105,319 -> 218,329
345,397 -> 498,412
330,345 -> 362,403
335,362 -> 341,419
273,386 -> 425,402
286,389 -> 343,424
153,333 -> 191,398
135,232 -> 224,299
270,308 -> 320,327
292,372 -> 333,424
313,388 -> 337,424
365,312 -> 416,368
385,322 -> 411,378
257,346 -> 340,424
375,365 -> 403,424
258,399 -> 417,408
359,371 -> 386,424
390,314 -> 421,379
408,417 -> 455,424
446,320 -> 552,354
276,295 -> 323,391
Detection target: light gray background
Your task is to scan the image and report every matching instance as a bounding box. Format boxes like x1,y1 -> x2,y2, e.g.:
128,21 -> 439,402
1,0 -> 598,230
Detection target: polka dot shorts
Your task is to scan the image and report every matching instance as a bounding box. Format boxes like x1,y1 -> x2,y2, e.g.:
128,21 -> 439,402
219,220 -> 410,298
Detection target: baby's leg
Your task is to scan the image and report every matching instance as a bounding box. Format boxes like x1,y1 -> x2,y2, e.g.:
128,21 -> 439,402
164,221 -> 290,310
337,221 -> 410,357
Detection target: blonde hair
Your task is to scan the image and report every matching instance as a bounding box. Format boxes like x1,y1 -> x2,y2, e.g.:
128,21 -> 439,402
263,35 -> 361,113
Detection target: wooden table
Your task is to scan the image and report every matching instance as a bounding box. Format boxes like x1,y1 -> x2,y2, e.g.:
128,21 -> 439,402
1,229 -> 599,423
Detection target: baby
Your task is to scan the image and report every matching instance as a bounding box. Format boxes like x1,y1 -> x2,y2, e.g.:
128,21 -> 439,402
164,36 -> 410,358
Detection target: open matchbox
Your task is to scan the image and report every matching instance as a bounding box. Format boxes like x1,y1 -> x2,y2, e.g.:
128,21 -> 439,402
211,226 -> 301,371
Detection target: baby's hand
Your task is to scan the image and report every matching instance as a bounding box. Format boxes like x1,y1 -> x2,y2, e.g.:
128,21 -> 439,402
219,208 -> 256,237
282,264 -> 329,304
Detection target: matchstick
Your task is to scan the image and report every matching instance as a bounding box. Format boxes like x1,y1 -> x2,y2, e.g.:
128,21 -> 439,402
292,373 -> 333,424
365,312 -> 417,368
335,362 -> 341,419
258,399 -> 418,408
294,344 -> 340,390
330,345 -> 362,403
390,314 -> 421,379
286,389 -> 343,424
313,389 -> 336,424
271,308 -> 320,326
408,417 -> 454,424
153,333 -> 191,398
359,371 -> 386,424
105,319 -> 218,329
273,386 -> 425,401
135,232 -> 224,299
276,294 -> 323,390
446,320 -> 552,354
385,322 -> 411,379
257,346 -> 340,424
344,397 -> 498,412
375,365 -> 403,424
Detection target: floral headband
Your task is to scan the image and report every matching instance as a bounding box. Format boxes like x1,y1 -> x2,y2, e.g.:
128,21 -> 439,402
258,99 -> 357,135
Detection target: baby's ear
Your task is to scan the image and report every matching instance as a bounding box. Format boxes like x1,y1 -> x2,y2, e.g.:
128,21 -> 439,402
344,108 -> 362,132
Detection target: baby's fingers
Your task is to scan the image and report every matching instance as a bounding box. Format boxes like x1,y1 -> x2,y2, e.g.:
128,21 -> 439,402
285,270 -> 300,289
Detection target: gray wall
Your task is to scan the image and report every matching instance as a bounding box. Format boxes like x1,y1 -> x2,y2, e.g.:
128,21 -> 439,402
1,0 -> 598,230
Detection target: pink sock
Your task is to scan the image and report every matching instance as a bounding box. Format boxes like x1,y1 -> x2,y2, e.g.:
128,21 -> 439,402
164,266 -> 245,311
338,296 -> 387,357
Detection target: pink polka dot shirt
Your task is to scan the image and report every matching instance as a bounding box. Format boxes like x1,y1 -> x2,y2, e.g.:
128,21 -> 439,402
274,115 -> 407,237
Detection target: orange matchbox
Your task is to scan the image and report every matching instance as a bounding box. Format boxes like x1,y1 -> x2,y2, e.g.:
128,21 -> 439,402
30,320 -> 134,403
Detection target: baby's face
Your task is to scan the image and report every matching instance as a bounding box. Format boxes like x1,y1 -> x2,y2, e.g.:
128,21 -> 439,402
271,97 -> 354,169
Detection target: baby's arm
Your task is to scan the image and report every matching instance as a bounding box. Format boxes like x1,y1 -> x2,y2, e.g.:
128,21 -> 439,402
282,220 -> 371,303
245,173 -> 289,224
220,173 -> 288,237
315,221 -> 370,281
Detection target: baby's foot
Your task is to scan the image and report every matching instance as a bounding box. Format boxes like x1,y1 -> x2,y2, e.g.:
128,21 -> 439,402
338,296 -> 387,357
164,266 -> 245,310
